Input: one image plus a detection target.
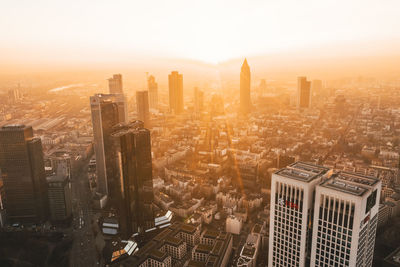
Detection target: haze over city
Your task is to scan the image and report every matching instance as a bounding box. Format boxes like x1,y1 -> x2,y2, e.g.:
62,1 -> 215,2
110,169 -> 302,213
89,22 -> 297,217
1,1 -> 400,267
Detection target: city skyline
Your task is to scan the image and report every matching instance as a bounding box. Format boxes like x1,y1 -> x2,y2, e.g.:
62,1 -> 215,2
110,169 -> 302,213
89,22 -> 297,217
0,1 -> 400,266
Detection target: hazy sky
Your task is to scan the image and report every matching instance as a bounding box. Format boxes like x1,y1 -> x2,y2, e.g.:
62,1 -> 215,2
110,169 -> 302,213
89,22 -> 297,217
1,0 -> 400,64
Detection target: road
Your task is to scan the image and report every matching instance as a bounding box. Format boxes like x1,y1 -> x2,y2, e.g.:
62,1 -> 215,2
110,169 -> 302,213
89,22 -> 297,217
70,160 -> 99,267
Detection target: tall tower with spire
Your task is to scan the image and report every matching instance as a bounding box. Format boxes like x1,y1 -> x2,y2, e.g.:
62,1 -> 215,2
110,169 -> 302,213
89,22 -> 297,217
240,58 -> 251,114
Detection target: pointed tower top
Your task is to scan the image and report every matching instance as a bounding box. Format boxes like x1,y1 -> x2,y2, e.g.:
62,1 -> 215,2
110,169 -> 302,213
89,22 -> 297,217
243,58 -> 248,66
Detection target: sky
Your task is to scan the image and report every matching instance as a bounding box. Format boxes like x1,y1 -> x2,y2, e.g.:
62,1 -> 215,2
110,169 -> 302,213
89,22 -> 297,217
1,0 -> 400,65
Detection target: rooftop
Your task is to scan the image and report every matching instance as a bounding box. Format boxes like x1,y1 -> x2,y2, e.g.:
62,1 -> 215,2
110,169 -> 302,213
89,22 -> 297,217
275,162 -> 329,183
321,177 -> 368,196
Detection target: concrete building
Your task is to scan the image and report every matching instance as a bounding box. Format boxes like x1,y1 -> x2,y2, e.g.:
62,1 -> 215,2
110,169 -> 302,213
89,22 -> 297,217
310,172 -> 381,267
268,162 -> 330,267
226,215 -> 243,235
237,233 -> 261,267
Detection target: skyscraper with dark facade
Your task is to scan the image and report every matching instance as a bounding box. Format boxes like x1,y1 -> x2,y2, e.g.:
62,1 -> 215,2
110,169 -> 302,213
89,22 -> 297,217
297,76 -> 312,109
136,90 -> 150,128
0,125 -> 48,223
147,75 -> 158,110
168,71 -> 184,114
111,121 -> 154,238
90,94 -> 123,196
240,58 -> 251,114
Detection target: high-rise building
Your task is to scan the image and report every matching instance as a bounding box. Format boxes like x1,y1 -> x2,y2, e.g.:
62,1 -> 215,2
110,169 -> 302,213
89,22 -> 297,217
108,74 -> 123,94
147,75 -> 158,109
310,172 -> 381,267
168,71 -> 184,114
111,121 -> 154,237
194,87 -> 204,115
0,125 -> 49,223
240,58 -> 251,114
312,79 -> 323,96
297,77 -> 312,109
136,90 -> 150,128
268,162 -> 330,267
90,94 -> 124,196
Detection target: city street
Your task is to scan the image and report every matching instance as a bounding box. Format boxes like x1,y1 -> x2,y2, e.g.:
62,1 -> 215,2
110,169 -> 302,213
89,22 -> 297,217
70,160 -> 99,267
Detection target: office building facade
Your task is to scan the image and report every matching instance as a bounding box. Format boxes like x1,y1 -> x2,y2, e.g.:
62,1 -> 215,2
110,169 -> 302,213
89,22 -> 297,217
108,74 -> 123,94
90,94 -> 124,196
0,125 -> 49,223
268,162 -> 330,267
111,121 -> 154,237
297,77 -> 312,109
136,90 -> 150,128
168,71 -> 184,114
310,172 -> 381,267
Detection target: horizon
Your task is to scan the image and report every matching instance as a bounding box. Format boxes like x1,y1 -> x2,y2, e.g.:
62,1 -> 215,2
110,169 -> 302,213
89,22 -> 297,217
2,0 -> 400,70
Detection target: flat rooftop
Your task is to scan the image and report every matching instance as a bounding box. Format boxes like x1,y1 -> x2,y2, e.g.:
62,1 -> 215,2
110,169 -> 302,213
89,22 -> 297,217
275,162 -> 329,183
335,171 -> 379,186
320,172 -> 379,196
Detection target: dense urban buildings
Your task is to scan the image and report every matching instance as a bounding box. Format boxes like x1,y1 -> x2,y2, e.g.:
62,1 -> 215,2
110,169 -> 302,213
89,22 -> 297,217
2,1 -> 400,266
168,71 -> 184,114
240,58 -> 251,114
0,125 -> 49,223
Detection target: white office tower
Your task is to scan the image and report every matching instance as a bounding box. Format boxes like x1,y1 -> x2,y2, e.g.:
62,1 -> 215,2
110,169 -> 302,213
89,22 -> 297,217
310,172 -> 381,267
268,162 -> 331,267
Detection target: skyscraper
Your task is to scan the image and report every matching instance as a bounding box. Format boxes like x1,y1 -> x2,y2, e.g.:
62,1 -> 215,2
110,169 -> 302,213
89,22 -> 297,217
147,75 -> 158,110
111,121 -> 154,238
0,125 -> 49,223
312,79 -> 323,96
310,172 -> 381,267
268,162 -> 330,267
136,90 -> 150,128
107,74 -> 128,121
108,74 -> 123,94
297,77 -> 312,109
240,58 -> 251,114
168,71 -> 184,114
90,94 -> 124,196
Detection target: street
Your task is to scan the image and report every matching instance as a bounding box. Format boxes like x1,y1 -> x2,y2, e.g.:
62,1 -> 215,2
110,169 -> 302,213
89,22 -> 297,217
70,160 -> 99,267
